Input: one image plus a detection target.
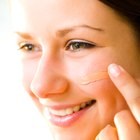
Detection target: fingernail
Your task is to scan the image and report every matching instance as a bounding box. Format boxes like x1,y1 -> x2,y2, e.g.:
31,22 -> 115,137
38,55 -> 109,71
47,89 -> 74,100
95,135 -> 99,140
109,64 -> 122,77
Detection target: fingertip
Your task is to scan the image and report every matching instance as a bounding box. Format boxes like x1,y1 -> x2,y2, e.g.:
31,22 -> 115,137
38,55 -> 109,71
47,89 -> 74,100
108,63 -> 140,100
96,125 -> 118,140
114,110 -> 129,125
108,63 -> 122,78
95,135 -> 99,140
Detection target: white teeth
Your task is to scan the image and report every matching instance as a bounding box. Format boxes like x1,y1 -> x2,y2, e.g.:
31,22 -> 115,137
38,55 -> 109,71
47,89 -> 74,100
73,105 -> 80,112
47,109 -> 62,116
46,100 -> 93,117
80,103 -> 86,109
58,110 -> 66,116
66,108 -> 74,115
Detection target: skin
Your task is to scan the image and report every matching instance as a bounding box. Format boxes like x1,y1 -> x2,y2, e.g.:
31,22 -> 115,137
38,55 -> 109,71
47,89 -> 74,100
11,0 -> 140,139
78,71 -> 109,85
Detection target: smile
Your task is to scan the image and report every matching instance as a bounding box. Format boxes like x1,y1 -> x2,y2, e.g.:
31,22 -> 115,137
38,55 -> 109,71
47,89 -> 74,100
48,100 -> 95,116
42,100 -> 96,127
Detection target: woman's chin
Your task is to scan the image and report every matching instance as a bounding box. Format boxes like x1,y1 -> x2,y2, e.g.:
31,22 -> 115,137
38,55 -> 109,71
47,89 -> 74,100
49,126 -> 96,140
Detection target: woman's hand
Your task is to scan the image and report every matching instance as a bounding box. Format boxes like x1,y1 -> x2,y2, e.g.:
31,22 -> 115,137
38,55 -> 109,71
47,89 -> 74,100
96,64 -> 140,140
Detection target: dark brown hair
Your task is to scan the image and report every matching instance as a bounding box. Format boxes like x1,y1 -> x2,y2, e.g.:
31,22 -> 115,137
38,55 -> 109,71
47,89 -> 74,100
100,0 -> 140,36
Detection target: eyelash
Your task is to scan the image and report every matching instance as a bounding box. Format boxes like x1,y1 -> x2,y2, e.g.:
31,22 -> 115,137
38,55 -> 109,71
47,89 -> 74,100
18,42 -> 40,52
18,40 -> 96,53
65,40 -> 96,52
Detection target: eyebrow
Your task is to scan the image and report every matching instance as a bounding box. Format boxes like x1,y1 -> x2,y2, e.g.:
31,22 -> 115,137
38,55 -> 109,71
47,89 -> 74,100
56,24 -> 104,37
14,24 -> 104,39
14,32 -> 34,40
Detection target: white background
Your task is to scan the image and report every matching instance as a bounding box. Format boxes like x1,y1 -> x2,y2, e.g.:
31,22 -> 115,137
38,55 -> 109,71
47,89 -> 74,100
0,1 -> 53,139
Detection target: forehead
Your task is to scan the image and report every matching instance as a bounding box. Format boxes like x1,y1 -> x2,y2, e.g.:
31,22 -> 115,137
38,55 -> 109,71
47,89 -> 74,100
10,1 -> 116,23
10,0 -> 127,38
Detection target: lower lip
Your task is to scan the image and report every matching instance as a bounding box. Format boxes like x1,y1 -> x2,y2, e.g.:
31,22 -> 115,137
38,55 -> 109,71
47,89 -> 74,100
47,105 -> 93,127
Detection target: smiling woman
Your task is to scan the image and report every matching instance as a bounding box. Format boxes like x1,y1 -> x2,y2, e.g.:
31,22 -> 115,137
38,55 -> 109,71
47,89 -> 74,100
10,0 -> 140,140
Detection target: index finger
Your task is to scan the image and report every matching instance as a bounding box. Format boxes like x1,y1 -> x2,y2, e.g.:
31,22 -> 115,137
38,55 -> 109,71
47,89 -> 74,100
108,64 -> 140,124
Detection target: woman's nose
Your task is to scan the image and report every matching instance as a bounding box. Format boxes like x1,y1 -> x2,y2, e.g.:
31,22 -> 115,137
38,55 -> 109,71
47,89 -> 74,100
30,55 -> 68,98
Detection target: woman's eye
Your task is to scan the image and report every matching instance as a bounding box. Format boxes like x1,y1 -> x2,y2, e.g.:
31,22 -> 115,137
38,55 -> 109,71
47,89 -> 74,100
18,43 -> 41,52
65,41 -> 96,52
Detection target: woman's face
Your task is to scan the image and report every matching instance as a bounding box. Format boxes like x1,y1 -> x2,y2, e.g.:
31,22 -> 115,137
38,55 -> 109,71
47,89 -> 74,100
11,0 -> 140,139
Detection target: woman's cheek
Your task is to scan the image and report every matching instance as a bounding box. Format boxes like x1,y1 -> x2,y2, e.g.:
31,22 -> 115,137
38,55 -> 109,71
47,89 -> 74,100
78,76 -> 128,109
78,79 -> 115,98
66,50 -> 118,79
79,79 -> 128,123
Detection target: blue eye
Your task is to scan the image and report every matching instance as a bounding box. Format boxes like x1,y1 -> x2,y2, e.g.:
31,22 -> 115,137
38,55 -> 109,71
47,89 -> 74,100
65,40 -> 96,52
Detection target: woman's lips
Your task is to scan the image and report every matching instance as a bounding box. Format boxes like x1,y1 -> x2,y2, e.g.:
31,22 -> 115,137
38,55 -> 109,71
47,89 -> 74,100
42,100 -> 96,127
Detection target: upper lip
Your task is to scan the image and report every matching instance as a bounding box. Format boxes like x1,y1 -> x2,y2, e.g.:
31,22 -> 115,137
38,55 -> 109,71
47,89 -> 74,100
39,99 -> 95,110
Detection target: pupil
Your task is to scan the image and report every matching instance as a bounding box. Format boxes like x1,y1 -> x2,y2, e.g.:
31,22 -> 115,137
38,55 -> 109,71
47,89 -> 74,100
27,45 -> 33,50
74,43 -> 80,49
